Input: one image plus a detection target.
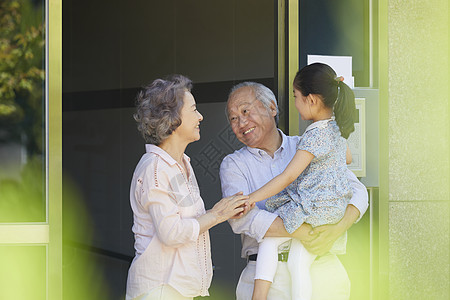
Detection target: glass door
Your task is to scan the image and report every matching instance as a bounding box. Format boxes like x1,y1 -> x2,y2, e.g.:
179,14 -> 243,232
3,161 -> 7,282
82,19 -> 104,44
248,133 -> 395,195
0,0 -> 62,299
62,0 -> 277,298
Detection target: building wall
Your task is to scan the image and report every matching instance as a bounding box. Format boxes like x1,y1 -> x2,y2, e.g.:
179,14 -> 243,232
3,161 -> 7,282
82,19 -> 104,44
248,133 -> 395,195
384,0 -> 449,298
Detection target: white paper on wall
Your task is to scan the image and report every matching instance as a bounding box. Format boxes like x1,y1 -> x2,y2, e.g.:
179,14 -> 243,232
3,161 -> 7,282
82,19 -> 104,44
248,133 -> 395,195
307,55 -> 354,88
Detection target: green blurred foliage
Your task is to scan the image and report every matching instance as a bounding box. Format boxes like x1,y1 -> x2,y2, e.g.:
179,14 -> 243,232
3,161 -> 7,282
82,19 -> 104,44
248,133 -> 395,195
0,155 -> 45,222
62,175 -> 114,300
0,169 -> 113,298
0,245 -> 46,300
0,0 -> 45,155
198,279 -> 238,300
1,2 -> 113,298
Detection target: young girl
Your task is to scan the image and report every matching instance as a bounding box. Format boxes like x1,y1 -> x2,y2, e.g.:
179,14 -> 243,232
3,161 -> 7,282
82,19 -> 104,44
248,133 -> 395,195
249,63 -> 356,300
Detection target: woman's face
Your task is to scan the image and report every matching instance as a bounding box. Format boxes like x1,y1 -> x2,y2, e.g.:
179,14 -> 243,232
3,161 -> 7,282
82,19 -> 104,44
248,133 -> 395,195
174,91 -> 203,143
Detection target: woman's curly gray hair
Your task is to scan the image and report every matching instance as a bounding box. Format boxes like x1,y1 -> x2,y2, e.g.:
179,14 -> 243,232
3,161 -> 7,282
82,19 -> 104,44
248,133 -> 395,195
134,74 -> 192,145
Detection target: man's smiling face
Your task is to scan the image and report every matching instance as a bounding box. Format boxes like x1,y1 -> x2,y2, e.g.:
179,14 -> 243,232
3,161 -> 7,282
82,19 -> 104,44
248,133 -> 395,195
227,86 -> 277,149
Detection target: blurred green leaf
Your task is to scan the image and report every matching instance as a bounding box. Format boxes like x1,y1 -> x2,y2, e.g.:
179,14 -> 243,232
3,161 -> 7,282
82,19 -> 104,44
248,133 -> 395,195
0,0 -> 45,155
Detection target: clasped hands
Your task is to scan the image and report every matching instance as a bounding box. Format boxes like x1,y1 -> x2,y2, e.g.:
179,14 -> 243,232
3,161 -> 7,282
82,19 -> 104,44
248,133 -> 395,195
229,192 -> 255,219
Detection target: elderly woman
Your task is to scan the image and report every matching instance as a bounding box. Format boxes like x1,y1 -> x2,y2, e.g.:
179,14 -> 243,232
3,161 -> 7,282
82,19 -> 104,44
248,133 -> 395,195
126,75 -> 249,300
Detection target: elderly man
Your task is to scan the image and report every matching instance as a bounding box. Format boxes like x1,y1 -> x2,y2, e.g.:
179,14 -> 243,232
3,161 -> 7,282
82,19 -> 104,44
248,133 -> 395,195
219,82 -> 369,300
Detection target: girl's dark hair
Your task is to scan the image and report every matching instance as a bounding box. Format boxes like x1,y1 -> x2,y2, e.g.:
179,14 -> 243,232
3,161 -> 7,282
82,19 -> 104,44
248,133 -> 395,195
293,63 -> 356,139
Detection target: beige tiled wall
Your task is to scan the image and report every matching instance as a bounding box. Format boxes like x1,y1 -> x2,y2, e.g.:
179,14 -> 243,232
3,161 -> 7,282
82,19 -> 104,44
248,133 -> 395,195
386,0 -> 449,298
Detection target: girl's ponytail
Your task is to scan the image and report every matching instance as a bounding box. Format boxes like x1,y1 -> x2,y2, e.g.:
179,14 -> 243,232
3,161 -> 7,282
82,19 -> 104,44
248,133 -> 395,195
333,80 -> 356,139
294,63 -> 356,139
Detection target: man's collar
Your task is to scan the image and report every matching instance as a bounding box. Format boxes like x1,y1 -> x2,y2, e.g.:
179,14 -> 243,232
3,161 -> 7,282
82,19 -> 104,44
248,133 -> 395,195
245,129 -> 287,159
277,129 -> 289,153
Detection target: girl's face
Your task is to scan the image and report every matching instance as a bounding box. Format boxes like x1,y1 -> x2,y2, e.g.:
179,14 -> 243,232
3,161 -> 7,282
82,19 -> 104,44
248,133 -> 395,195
294,87 -> 313,121
174,91 -> 203,143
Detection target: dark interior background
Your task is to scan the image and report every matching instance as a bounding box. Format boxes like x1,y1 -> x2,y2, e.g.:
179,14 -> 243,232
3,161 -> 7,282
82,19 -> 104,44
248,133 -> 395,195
62,0 -> 371,299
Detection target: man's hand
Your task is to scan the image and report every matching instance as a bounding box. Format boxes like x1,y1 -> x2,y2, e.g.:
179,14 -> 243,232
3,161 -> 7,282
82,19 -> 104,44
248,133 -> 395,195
291,222 -> 317,243
302,222 -> 346,255
302,204 -> 360,255
265,217 -> 317,241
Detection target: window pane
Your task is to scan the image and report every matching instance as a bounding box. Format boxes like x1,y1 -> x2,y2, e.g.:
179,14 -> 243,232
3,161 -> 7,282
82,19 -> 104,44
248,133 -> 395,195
299,0 -> 370,87
0,0 -> 46,222
0,245 -> 47,299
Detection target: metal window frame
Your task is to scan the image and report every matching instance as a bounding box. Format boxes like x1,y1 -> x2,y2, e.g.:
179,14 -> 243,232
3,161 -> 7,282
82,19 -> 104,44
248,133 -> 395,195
278,2 -> 387,299
276,0 -> 299,136
48,0 -> 63,298
377,0 -> 389,299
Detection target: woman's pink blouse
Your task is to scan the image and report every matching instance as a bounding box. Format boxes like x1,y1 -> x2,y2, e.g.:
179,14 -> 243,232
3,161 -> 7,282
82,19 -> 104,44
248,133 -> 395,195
126,144 -> 212,299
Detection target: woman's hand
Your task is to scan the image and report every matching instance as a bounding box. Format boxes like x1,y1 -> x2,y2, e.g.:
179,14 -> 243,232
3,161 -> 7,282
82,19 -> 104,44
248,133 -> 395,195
210,192 -> 250,223
228,205 -> 253,219
197,192 -> 250,233
229,201 -> 255,219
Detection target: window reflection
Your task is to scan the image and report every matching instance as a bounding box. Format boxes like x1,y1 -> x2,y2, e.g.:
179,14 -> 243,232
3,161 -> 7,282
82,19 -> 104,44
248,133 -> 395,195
0,0 -> 45,222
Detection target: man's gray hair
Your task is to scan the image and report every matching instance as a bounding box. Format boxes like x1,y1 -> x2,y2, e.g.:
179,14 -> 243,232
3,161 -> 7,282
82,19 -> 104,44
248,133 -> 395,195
227,82 -> 279,125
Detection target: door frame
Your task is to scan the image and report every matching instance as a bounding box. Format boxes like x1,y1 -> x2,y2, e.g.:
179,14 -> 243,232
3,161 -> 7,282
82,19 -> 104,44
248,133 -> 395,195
0,1 -> 62,299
